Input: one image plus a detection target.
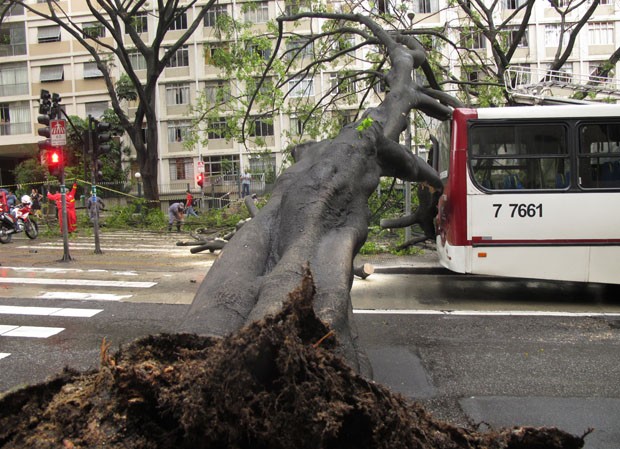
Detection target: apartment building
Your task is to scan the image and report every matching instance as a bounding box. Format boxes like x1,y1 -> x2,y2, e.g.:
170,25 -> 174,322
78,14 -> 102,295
1,0 -> 618,193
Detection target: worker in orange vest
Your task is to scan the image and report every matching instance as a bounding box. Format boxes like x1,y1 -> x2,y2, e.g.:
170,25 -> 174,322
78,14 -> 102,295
47,183 -> 78,233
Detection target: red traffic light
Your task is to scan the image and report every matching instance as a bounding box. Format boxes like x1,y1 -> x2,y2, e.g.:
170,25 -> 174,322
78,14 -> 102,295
47,149 -> 63,177
196,172 -> 204,187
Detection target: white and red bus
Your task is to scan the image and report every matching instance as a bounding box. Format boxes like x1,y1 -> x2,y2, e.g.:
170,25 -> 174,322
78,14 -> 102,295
433,104 -> 620,284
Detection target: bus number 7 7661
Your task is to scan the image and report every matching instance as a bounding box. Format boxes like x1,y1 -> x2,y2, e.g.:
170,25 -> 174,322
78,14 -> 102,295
493,203 -> 543,218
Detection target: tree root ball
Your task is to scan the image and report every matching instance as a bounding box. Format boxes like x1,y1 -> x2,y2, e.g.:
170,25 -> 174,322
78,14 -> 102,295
0,272 -> 585,449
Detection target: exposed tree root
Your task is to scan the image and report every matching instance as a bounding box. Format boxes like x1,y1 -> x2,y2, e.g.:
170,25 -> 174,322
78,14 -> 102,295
0,271 -> 584,449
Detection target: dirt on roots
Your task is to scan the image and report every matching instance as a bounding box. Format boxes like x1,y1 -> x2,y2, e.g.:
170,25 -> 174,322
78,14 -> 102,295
0,272 -> 586,449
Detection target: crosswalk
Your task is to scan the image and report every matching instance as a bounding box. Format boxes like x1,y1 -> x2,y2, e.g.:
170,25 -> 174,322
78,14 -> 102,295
0,231 -> 181,362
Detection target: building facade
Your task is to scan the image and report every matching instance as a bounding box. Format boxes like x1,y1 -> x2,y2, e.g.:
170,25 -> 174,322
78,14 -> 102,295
1,0 -> 618,197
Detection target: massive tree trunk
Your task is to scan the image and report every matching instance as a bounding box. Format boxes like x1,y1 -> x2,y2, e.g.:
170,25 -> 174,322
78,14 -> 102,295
181,14 -> 453,372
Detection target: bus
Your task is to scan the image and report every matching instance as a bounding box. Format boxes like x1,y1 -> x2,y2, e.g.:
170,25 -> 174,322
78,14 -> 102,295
432,104 -> 620,284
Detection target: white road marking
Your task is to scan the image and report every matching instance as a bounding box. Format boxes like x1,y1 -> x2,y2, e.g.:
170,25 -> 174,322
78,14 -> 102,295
353,309 -> 620,317
19,244 -> 188,253
0,305 -> 102,317
0,353 -> 10,360
0,277 -> 156,288
1,267 -> 139,277
0,326 -> 64,338
37,292 -> 132,301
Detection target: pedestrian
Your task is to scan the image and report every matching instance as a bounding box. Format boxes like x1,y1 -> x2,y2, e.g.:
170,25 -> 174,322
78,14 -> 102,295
6,190 -> 17,209
30,188 -> 43,219
168,202 -> 185,232
86,195 -> 106,223
47,183 -> 78,233
241,171 -> 251,197
185,189 -> 198,217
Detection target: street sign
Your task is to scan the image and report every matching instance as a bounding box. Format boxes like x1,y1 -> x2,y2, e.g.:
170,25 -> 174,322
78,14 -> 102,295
50,119 -> 67,146
197,161 -> 205,173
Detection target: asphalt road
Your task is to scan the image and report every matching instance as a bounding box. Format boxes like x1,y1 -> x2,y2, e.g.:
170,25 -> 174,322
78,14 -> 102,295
1,230 -> 619,448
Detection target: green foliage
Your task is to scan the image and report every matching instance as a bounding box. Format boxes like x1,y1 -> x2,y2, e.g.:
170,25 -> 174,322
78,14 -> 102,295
13,157 -> 48,187
115,74 -> 138,102
356,117 -> 374,132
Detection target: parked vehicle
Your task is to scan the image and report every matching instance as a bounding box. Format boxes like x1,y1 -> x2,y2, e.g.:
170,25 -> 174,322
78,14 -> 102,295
0,195 -> 39,244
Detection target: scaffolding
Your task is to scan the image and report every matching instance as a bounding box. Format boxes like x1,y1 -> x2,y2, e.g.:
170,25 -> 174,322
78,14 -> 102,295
504,66 -> 620,105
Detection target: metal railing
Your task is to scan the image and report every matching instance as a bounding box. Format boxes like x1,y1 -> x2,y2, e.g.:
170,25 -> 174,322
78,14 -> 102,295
504,66 -> 620,103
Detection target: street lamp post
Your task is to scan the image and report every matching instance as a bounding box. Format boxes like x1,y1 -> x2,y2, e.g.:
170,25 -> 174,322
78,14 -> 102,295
135,172 -> 142,213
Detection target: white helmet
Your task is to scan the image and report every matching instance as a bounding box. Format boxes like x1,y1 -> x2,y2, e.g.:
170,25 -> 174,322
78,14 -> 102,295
21,195 -> 31,205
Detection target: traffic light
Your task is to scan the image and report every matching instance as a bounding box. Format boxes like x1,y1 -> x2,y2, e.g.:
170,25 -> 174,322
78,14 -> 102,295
37,90 -> 52,151
51,93 -> 62,119
92,121 -> 112,182
47,149 -> 62,177
196,172 -> 204,187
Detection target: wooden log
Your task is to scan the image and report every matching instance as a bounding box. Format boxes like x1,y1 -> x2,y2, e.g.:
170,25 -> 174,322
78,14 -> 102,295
190,239 -> 227,254
353,263 -> 374,279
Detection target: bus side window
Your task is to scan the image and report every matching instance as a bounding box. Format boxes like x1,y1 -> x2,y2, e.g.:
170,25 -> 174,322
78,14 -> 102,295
579,123 -> 620,189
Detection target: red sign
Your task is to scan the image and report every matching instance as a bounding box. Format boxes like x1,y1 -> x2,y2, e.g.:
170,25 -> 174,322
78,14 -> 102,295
50,119 -> 66,146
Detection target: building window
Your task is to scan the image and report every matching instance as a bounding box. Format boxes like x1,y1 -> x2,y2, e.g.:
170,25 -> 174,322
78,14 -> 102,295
290,115 -> 305,136
168,121 -> 191,142
330,73 -> 356,95
85,101 -> 108,119
246,42 -> 272,61
288,76 -> 314,97
285,37 -> 314,60
166,83 -> 190,105
461,65 -> 484,83
249,153 -> 276,178
0,101 -> 30,136
40,65 -> 64,82
414,0 -> 438,14
502,0 -> 526,9
249,116 -> 274,137
589,61 -> 612,80
83,62 -> 103,78
167,45 -> 189,68
204,4 -> 228,27
505,26 -> 528,48
128,51 -> 147,71
38,25 -> 61,43
244,1 -> 269,24
169,157 -> 194,181
205,43 -> 228,65
460,29 -> 486,49
204,81 -> 231,103
83,22 -> 105,38
126,13 -> 148,34
544,24 -> 570,47
0,22 -> 26,57
202,155 -> 240,176
589,22 -> 613,46
0,63 -> 28,96
207,117 -> 229,139
170,12 -> 188,30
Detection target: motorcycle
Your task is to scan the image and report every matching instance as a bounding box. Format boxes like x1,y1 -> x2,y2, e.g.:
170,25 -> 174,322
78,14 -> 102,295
0,199 -> 39,244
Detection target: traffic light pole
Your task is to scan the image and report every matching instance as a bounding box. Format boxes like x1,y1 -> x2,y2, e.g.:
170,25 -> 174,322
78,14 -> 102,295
88,115 -> 103,254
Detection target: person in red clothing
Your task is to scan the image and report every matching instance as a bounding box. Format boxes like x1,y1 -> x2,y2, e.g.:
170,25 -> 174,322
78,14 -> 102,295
185,189 -> 199,217
47,183 -> 78,233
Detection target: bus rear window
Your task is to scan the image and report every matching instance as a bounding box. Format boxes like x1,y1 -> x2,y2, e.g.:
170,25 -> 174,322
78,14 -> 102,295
578,123 -> 620,189
469,123 -> 569,190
